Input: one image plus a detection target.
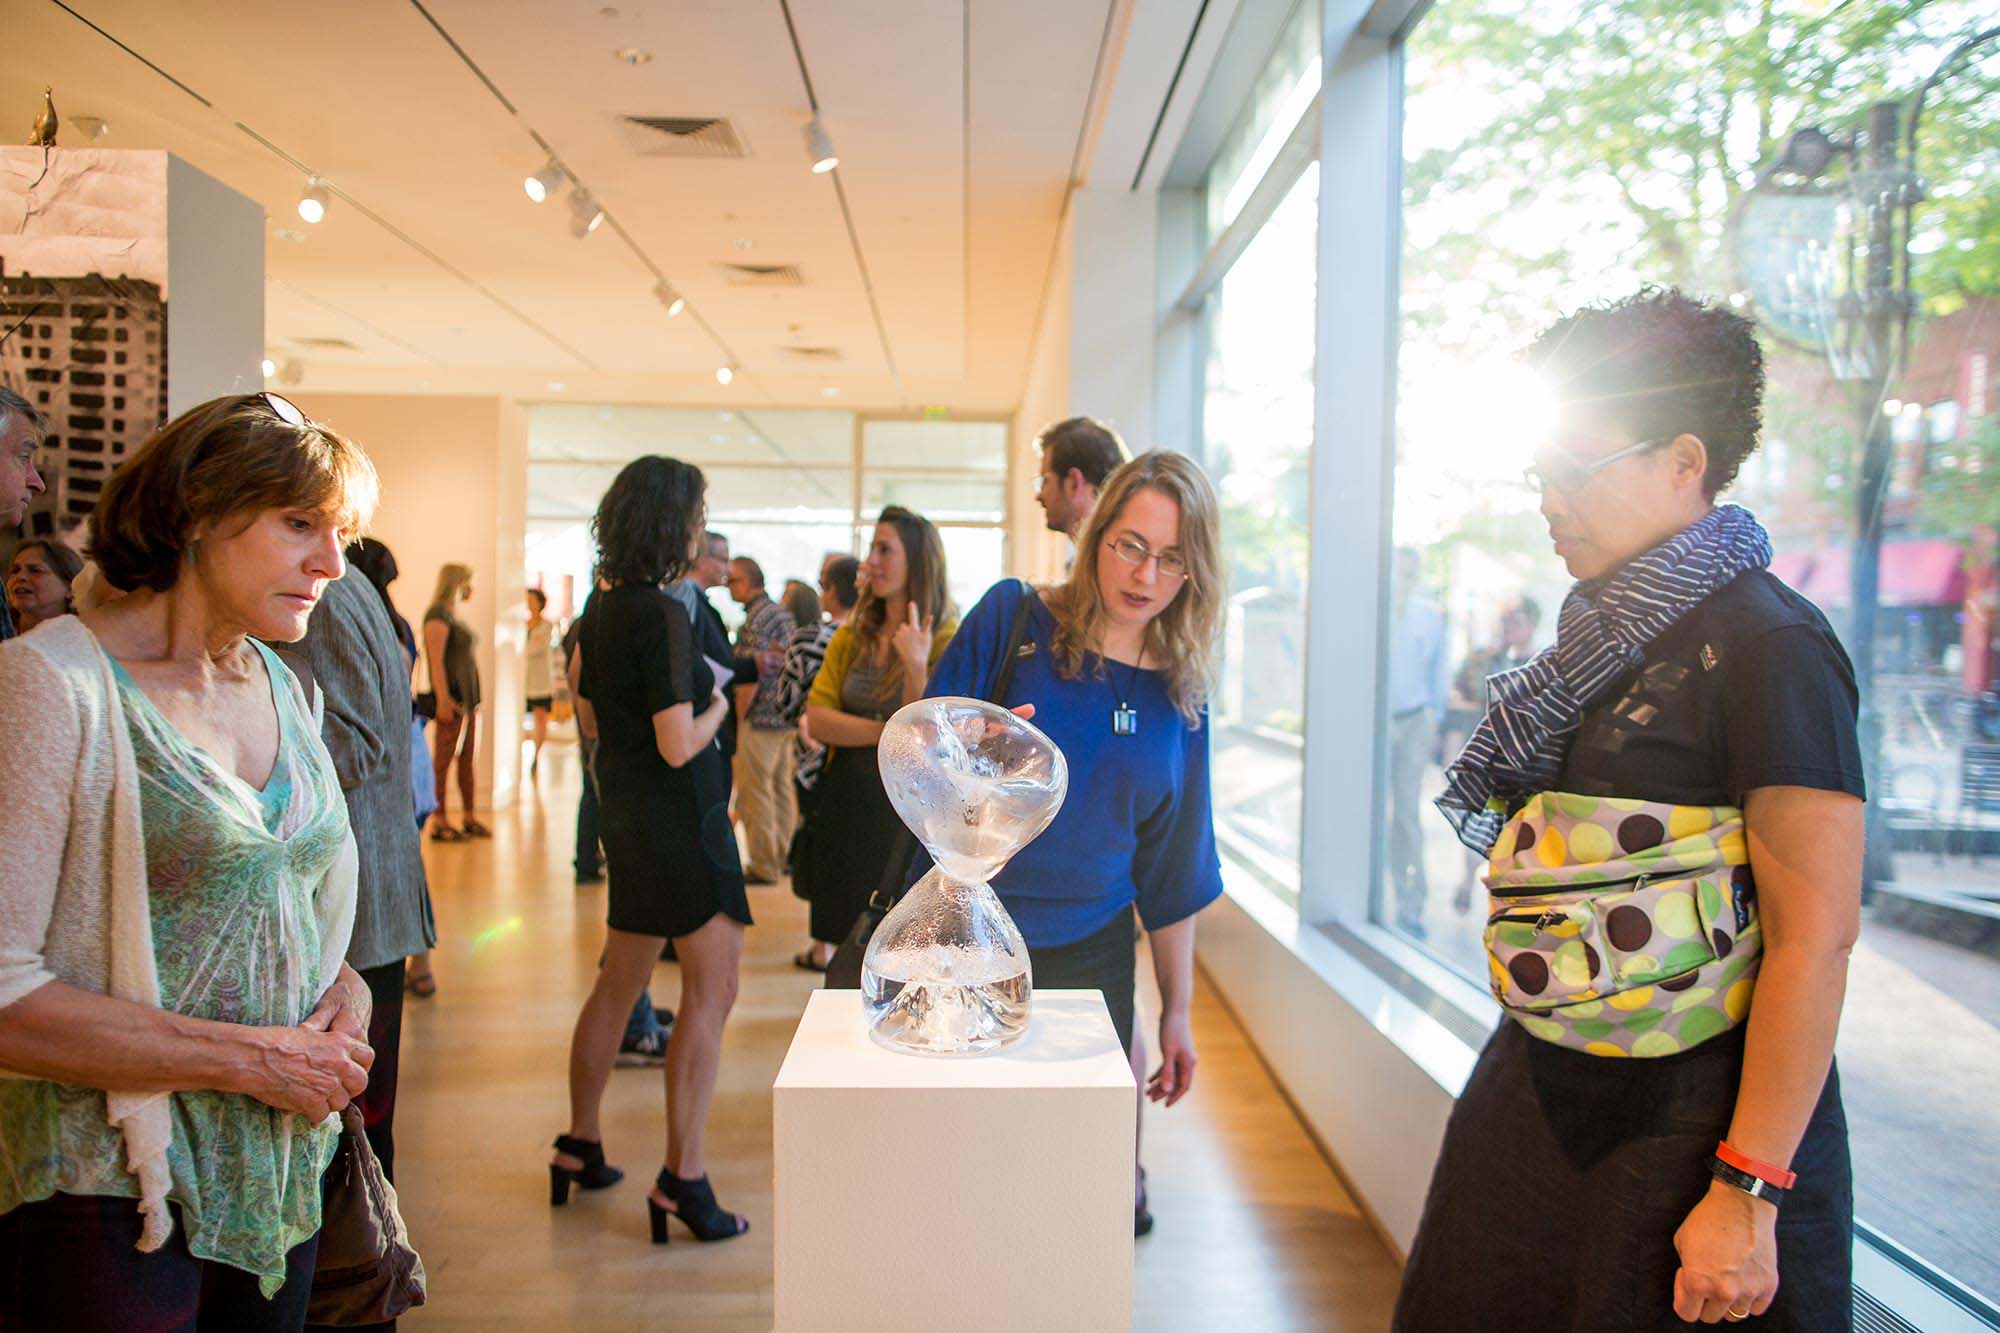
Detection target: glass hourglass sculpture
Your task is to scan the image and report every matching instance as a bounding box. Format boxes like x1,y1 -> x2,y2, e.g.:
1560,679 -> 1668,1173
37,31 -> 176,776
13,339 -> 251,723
860,696 -> 1069,1056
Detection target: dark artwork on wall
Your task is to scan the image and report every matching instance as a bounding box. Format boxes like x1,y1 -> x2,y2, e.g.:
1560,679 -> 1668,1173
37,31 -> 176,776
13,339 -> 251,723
0,271 -> 168,562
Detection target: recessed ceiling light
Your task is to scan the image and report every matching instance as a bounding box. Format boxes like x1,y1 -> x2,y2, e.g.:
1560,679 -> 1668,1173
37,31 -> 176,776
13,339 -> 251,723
709,433 -> 728,444
272,227 -> 307,243
547,380 -> 567,392
616,47 -> 652,64
716,365 -> 735,386
731,239 -> 754,250
821,386 -> 840,398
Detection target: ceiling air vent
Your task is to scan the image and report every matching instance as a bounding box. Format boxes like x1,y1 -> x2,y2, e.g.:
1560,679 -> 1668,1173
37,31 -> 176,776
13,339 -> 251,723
719,263 -> 805,288
781,345 -> 842,361
616,115 -> 749,159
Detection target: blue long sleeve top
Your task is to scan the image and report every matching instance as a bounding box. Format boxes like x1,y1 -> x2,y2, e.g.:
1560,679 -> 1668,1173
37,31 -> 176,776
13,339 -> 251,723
907,579 -> 1224,950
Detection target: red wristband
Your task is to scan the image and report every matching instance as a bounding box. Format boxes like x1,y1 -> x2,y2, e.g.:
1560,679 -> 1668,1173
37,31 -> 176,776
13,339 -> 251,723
1716,1140 -> 1796,1190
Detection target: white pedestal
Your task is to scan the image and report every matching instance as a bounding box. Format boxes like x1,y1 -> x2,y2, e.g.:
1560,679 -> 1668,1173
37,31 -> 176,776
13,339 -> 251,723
774,989 -> 1136,1332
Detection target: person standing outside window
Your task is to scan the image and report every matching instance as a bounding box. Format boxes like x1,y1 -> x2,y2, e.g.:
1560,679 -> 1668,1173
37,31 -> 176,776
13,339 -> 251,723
725,557 -> 797,885
1386,547 -> 1448,939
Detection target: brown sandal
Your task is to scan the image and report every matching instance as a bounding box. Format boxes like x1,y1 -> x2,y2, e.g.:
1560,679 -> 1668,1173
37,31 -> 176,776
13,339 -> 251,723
462,819 -> 493,838
430,824 -> 466,842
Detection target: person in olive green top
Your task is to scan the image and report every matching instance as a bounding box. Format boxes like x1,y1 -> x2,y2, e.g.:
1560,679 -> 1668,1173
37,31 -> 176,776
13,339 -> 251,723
797,505 -> 957,954
0,393 -> 378,1330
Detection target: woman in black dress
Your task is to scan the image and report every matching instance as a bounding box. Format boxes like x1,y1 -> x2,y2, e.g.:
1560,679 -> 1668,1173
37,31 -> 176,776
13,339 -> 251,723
549,456 -> 751,1245
1396,290 -> 1862,1330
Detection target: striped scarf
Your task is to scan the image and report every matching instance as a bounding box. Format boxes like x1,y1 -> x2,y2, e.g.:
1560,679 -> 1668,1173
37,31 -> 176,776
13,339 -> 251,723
1435,504 -> 1773,854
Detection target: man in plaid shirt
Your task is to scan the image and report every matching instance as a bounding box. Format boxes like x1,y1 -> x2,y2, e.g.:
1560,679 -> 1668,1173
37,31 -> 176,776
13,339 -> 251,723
726,556 -> 798,883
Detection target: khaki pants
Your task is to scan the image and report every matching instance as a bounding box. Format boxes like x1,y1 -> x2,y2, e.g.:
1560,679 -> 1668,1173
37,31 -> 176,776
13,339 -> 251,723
734,724 -> 799,881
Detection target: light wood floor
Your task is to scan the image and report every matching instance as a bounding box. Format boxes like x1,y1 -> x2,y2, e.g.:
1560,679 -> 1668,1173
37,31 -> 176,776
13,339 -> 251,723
393,744 -> 1400,1331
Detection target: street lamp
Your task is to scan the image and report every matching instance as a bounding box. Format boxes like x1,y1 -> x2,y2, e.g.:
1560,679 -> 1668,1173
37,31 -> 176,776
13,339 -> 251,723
1735,25 -> 1999,892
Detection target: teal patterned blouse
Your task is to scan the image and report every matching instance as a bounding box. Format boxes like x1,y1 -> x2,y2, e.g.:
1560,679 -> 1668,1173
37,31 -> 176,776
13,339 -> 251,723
0,640 -> 349,1297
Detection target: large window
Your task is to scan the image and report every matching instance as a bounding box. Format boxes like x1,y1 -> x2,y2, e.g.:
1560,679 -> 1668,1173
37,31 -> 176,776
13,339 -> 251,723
527,408 -> 1007,630
1393,0 -> 2000,1306
1200,5 -> 1320,903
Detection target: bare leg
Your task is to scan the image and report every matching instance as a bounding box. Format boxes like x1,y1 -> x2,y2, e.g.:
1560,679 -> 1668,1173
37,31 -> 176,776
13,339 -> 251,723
531,706 -> 548,775
661,913 -> 744,1180
560,928 -> 663,1155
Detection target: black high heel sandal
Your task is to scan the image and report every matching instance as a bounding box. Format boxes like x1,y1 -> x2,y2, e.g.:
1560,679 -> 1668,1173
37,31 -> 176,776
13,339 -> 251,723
549,1134 -> 624,1205
647,1168 -> 750,1244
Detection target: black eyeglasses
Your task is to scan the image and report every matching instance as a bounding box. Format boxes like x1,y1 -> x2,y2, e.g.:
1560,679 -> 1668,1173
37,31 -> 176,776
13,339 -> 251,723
1522,436 -> 1670,496
1105,535 -> 1189,580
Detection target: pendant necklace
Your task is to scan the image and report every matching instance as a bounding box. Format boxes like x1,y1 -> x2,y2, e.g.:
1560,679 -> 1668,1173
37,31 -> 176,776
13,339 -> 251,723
1109,645 -> 1143,737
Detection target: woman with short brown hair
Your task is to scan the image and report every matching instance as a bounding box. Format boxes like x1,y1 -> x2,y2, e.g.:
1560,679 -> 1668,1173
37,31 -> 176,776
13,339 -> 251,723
0,392 -> 379,1329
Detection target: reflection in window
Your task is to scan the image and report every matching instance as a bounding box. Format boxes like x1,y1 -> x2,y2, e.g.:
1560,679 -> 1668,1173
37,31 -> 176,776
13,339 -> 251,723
1204,169 -> 1317,899
1397,0 -> 2000,1305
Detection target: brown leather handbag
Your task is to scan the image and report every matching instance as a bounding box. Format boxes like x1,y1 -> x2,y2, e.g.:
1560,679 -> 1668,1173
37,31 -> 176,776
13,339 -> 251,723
307,1104 -> 428,1326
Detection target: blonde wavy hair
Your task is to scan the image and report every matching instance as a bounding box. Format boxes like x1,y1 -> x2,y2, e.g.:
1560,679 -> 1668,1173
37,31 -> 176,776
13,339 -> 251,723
429,561 -> 474,615
1044,451 -> 1223,726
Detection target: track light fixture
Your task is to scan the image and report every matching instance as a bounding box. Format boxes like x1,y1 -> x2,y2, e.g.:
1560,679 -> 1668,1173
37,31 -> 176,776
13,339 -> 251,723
569,190 -> 605,238
297,176 -> 330,224
653,279 -> 687,317
716,364 -> 735,386
260,357 -> 277,379
524,160 -> 565,203
803,116 -> 838,174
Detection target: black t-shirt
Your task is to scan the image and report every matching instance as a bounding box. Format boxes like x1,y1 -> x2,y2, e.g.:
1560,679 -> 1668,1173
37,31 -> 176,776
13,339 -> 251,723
1557,570 -> 1867,806
579,583 -> 716,774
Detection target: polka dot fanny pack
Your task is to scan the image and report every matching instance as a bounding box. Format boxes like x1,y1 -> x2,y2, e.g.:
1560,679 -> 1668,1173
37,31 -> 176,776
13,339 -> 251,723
1482,792 -> 1762,1058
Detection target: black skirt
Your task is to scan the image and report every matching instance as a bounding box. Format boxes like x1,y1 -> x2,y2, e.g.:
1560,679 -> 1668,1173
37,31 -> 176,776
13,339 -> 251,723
597,742 -> 750,939
796,744 -> 905,944
1393,1021 -> 1853,1333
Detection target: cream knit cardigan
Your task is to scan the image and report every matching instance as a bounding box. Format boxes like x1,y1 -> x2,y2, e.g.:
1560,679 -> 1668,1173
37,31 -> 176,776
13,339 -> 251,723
0,616 -> 357,1251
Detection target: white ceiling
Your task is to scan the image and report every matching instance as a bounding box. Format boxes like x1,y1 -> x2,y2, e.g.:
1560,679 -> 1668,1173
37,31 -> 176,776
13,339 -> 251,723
2,0 -> 1203,414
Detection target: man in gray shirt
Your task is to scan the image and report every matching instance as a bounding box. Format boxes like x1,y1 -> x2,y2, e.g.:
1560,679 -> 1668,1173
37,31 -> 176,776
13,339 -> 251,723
293,569 -> 435,1179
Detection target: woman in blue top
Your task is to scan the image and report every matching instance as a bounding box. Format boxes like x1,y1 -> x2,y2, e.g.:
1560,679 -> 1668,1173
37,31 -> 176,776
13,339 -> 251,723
918,450 -> 1225,1235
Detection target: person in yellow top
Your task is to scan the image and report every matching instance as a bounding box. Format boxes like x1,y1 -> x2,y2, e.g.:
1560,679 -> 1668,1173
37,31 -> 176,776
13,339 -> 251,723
796,505 -> 957,962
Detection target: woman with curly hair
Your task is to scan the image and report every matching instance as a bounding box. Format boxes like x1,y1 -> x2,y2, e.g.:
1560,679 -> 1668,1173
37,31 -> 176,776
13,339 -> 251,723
912,451 -> 1228,1237
549,456 -> 750,1246
1396,290 -> 1863,1331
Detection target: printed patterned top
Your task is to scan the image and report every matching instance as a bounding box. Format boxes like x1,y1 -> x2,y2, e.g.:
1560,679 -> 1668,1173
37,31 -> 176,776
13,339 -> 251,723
773,620 -> 835,788
734,592 -> 797,730
0,640 -> 349,1297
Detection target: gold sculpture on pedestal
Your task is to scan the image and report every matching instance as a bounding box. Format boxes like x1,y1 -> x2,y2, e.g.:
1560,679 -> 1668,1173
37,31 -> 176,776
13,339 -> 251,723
30,87 -> 58,146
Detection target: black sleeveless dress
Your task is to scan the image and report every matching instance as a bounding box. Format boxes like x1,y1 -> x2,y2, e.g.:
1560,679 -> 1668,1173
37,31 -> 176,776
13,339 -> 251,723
579,583 -> 749,938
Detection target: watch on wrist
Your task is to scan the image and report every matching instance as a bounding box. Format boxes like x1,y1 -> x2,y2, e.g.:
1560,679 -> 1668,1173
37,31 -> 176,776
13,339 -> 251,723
1708,1155 -> 1786,1210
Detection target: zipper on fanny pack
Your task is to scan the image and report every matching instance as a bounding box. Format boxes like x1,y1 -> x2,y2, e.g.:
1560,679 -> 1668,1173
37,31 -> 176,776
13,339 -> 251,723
1496,868 -> 1648,896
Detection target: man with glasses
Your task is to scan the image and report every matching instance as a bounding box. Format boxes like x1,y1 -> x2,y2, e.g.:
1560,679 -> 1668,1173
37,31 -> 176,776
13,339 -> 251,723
0,387 -> 49,641
1031,416 -> 1129,540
